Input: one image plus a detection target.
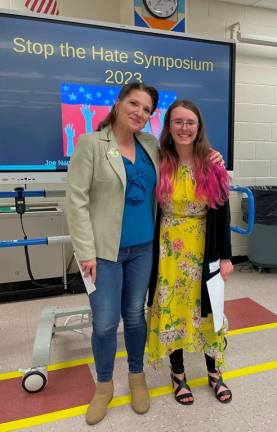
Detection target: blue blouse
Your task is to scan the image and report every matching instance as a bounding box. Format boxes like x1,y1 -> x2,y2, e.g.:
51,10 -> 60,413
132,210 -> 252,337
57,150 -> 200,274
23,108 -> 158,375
120,141 -> 156,247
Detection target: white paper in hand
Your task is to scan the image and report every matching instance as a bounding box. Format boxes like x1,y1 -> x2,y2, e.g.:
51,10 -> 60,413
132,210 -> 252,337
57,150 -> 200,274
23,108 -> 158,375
74,253 -> 96,295
206,272 -> 224,332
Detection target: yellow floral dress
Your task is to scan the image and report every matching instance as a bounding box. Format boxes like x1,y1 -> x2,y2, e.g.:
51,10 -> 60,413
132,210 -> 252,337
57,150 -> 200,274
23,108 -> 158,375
147,164 -> 225,369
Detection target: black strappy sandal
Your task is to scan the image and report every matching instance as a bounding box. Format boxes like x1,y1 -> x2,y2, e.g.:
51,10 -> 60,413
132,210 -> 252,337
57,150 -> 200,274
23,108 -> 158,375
170,372 -> 194,405
208,373 -> 232,403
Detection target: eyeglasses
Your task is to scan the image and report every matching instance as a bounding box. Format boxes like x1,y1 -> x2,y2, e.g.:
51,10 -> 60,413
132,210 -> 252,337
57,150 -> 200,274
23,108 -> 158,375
170,119 -> 199,129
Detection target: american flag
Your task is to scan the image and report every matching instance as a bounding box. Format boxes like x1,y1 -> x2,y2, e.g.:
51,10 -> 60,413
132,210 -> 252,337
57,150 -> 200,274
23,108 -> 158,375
24,0 -> 59,16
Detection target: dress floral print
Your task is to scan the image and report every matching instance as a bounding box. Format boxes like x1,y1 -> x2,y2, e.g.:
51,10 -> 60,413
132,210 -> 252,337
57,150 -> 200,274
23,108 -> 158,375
147,164 -> 225,369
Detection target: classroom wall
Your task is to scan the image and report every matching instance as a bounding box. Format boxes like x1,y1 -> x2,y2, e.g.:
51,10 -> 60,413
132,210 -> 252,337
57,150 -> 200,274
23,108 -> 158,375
1,0 -> 277,257
187,0 -> 277,256
0,0 -> 121,22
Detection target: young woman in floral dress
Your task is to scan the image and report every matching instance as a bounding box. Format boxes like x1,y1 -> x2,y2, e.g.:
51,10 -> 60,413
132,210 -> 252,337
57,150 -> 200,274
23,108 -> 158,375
147,99 -> 233,405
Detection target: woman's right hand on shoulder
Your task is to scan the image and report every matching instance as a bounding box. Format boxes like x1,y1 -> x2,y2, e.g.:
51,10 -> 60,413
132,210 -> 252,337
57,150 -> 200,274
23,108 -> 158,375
210,149 -> 224,166
80,259 -> 97,283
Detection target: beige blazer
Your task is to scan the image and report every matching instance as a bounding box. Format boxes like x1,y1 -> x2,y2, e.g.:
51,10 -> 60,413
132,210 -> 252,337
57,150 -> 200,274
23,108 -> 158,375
66,127 -> 159,262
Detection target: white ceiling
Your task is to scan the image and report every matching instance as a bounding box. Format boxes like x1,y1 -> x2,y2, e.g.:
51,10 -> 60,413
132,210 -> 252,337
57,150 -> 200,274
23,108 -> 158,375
218,0 -> 277,10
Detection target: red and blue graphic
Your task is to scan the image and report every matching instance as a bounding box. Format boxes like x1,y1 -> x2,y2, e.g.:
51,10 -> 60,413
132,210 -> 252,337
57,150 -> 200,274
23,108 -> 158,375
61,83 -> 176,157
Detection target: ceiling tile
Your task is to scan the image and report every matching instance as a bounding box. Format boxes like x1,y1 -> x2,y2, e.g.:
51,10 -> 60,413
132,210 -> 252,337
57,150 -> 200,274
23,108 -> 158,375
217,0 -> 277,10
217,0 -> 257,5
255,0 -> 277,10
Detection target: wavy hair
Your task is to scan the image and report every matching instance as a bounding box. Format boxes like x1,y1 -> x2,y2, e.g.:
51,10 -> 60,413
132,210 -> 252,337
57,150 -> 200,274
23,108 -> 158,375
96,82 -> 159,132
156,99 -> 230,209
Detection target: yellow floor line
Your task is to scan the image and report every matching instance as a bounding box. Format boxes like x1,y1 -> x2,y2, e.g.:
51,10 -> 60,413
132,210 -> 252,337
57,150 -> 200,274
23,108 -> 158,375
49,350 -> 129,371
0,360 -> 276,432
227,322 -> 277,336
0,371 -> 22,381
0,322 -> 276,382
0,350 -> 128,381
0,406 -> 88,432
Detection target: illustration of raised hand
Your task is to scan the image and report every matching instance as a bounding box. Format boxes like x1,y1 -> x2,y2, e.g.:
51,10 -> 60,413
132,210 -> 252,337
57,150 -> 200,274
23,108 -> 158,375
81,105 -> 95,133
158,109 -> 166,129
108,99 -> 116,113
65,123 -> 75,157
143,119 -> 152,133
143,111 -> 157,133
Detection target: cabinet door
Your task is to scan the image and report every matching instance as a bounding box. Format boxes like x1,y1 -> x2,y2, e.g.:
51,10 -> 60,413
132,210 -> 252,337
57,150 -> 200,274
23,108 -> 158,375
0,211 -> 64,283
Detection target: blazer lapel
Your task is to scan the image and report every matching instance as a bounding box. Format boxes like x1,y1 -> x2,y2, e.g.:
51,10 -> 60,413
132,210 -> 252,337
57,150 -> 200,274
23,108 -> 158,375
135,132 -> 160,182
100,128 -> 126,189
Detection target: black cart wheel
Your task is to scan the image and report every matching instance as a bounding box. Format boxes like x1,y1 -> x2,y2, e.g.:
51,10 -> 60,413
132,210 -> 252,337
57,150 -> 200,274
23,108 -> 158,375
22,370 -> 47,393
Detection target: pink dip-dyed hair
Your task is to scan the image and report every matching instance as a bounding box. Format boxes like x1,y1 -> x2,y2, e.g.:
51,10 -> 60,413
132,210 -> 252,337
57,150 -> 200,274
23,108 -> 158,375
156,100 -> 230,209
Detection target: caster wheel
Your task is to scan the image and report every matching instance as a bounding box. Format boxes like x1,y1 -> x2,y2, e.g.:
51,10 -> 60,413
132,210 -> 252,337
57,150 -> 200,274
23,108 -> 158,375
224,336 -> 228,350
22,370 -> 47,393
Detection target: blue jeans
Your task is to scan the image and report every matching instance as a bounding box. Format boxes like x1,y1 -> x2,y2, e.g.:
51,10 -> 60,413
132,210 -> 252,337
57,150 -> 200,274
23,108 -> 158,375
88,242 -> 153,382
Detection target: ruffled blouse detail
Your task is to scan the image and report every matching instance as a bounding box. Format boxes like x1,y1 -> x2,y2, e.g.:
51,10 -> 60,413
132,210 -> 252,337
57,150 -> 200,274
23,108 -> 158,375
123,143 -> 152,204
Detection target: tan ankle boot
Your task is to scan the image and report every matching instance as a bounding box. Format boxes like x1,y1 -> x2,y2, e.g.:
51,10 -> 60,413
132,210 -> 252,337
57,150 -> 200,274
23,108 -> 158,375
86,380 -> 114,425
128,372 -> 150,414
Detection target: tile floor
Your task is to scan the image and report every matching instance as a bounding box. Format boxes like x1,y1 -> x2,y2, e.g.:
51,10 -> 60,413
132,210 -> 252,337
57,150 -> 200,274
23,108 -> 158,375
0,264 -> 276,432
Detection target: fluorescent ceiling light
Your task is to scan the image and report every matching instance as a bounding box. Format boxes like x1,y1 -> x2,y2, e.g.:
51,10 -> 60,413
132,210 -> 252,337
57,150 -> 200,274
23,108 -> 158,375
230,22 -> 277,47
238,33 -> 277,47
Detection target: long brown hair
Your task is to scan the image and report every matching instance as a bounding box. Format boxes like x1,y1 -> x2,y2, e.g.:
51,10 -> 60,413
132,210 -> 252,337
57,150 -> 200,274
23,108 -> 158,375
159,99 -> 211,170
96,82 -> 159,131
157,99 -> 229,208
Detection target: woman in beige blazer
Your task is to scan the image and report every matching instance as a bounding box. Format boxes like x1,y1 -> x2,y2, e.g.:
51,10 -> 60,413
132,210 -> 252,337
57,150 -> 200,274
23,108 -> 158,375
67,83 -> 223,425
66,82 -> 159,425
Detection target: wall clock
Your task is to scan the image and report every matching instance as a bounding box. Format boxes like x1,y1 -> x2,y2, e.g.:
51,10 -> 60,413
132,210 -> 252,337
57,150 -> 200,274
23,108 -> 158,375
143,0 -> 178,19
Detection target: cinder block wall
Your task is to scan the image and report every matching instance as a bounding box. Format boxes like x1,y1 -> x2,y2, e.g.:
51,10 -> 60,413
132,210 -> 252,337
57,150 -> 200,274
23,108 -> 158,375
1,0 -> 277,256
187,0 -> 277,256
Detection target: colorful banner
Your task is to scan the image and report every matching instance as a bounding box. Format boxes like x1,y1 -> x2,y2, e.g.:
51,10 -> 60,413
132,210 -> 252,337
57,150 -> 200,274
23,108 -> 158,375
61,84 -> 176,156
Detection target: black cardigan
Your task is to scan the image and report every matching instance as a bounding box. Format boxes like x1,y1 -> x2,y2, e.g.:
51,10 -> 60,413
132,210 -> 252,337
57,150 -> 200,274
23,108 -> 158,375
148,201 -> 232,317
